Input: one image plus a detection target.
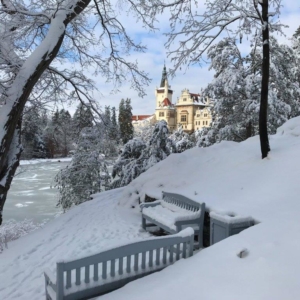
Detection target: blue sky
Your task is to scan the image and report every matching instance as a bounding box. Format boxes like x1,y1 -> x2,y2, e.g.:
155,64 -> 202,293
63,1 -> 300,117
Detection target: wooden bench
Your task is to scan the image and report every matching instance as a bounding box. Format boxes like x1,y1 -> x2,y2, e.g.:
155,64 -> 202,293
44,228 -> 194,300
141,191 -> 206,249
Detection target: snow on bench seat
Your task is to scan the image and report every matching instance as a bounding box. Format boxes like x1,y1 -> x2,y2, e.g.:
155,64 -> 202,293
143,202 -> 201,231
140,191 -> 206,249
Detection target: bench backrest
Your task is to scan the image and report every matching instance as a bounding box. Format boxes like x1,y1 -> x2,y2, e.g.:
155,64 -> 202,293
45,228 -> 194,300
162,191 -> 202,212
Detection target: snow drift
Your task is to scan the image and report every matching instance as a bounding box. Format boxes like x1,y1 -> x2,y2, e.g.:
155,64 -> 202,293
2,117 -> 300,299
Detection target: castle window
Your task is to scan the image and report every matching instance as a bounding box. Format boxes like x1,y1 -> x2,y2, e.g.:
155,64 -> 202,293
159,112 -> 164,117
206,121 -> 208,125
203,121 -> 205,125
183,98 -> 187,101
204,113 -> 208,117
197,114 -> 200,117
181,115 -> 187,122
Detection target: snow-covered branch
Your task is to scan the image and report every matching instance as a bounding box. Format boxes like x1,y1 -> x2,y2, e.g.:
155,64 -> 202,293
0,0 -> 159,225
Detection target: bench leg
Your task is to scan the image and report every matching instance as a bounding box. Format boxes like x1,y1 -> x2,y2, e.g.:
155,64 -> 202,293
142,216 -> 146,230
196,232 -> 203,250
195,234 -> 200,250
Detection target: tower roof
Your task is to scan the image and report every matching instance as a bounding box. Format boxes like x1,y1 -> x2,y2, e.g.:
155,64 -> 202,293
160,64 -> 167,88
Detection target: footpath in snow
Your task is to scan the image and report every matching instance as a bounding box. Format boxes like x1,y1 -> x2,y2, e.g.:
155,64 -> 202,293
0,188 -> 150,300
2,117 -> 300,299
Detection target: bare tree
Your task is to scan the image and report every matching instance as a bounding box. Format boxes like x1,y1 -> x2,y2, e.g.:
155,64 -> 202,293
147,0 -> 284,158
0,0 -> 156,225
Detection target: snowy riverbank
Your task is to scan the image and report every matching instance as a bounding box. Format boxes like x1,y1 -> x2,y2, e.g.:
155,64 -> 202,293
20,157 -> 72,165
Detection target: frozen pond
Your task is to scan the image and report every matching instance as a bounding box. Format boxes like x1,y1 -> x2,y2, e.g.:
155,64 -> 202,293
3,159 -> 70,224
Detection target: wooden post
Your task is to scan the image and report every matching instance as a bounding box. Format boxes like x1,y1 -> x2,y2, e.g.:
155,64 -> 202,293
56,262 -> 64,300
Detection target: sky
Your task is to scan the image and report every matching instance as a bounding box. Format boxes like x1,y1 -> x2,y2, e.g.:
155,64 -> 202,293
62,1 -> 300,117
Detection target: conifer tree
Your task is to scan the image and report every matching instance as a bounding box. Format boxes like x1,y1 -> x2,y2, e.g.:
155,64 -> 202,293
294,26 -> 300,38
125,98 -> 134,140
118,98 -> 134,144
110,107 -> 119,140
110,120 -> 175,189
170,125 -> 195,153
21,107 -> 47,159
72,104 -> 94,141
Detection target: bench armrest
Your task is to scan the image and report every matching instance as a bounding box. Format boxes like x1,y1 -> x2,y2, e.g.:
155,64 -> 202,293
44,268 -> 57,294
44,268 -> 56,285
140,200 -> 162,211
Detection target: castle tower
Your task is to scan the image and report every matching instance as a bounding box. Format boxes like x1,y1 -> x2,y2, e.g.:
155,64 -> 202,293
154,65 -> 176,131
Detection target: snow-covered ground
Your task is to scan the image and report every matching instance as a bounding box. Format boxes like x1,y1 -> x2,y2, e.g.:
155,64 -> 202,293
2,117 -> 300,299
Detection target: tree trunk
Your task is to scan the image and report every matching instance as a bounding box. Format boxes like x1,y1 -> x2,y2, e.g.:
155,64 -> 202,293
246,121 -> 252,139
0,119 -> 22,225
259,0 -> 271,159
0,0 -> 91,225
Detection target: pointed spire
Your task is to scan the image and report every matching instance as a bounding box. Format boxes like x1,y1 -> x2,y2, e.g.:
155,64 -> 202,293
160,63 -> 167,88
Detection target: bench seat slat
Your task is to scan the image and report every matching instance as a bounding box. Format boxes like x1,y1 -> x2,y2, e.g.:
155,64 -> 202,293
142,204 -> 200,232
141,192 -> 205,250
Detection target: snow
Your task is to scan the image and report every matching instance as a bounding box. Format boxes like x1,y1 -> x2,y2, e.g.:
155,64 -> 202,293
142,201 -> 200,230
3,117 -> 300,299
209,212 -> 253,224
0,188 -> 151,300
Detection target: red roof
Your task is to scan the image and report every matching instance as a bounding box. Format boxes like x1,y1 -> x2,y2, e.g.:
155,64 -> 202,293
190,93 -> 200,102
162,98 -> 173,107
132,115 -> 152,121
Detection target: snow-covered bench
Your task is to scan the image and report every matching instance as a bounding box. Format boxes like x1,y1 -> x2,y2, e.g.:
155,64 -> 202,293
44,228 -> 194,300
141,191 -> 206,249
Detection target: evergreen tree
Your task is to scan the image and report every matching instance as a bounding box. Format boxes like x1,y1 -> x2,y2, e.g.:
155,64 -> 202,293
110,107 -> 119,140
43,109 -> 74,157
118,98 -> 134,144
169,125 -> 195,153
125,98 -> 134,142
110,120 -> 175,189
110,138 -> 147,189
58,109 -> 73,157
104,106 -> 111,125
118,99 -> 126,142
104,105 -> 113,138
55,126 -> 111,211
294,26 -> 300,38
21,107 -> 47,159
72,103 -> 94,141
133,121 -> 154,143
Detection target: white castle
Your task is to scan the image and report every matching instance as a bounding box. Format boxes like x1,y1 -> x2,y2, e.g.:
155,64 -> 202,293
132,65 -> 212,133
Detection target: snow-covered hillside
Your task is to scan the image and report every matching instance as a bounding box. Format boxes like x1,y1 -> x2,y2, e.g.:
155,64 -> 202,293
2,117 -> 300,299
